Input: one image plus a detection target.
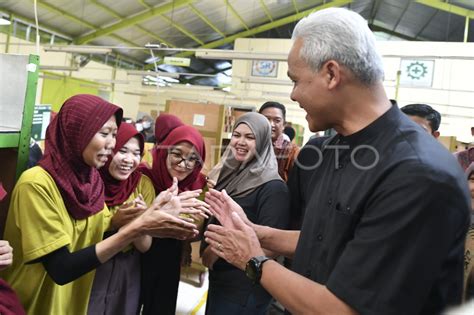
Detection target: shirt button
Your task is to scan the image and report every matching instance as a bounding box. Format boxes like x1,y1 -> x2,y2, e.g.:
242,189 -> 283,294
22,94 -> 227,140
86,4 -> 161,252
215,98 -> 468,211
338,164 -> 343,169
317,234 -> 323,241
328,198 -> 332,205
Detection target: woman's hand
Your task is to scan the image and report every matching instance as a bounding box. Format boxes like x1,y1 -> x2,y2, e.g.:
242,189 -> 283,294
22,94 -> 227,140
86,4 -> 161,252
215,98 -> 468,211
0,240 -> 13,271
201,245 -> 219,270
206,178 -> 216,189
137,202 -> 199,240
111,194 -> 147,229
205,189 -> 251,229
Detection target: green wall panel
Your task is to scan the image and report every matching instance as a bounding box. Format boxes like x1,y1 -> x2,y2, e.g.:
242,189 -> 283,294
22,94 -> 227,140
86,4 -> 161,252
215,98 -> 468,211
41,74 -> 100,112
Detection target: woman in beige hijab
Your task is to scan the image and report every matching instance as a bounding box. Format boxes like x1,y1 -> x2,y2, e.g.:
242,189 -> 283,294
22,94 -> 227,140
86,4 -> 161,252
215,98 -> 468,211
202,112 -> 290,315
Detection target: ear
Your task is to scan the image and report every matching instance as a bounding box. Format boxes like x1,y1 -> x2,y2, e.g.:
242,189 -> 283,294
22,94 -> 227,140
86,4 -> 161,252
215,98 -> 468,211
432,131 -> 440,139
323,60 -> 341,90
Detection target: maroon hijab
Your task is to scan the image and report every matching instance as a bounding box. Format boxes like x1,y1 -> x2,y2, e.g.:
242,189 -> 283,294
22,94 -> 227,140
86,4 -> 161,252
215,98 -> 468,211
154,114 -> 184,144
0,279 -> 25,315
141,125 -> 206,193
38,94 -> 123,219
99,123 -> 145,207
0,193 -> 24,314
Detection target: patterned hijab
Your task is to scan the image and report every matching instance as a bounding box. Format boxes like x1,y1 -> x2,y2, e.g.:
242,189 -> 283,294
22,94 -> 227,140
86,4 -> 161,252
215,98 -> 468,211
141,125 -> 206,193
99,123 -> 144,207
215,112 -> 282,198
38,94 -> 123,219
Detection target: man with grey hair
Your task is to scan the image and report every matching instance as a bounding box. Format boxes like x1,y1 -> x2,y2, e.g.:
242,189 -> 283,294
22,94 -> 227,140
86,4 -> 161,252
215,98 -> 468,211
204,7 -> 471,315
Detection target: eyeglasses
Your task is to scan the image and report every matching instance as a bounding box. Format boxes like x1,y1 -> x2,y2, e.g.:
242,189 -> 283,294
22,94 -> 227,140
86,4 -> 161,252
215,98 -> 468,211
168,151 -> 201,169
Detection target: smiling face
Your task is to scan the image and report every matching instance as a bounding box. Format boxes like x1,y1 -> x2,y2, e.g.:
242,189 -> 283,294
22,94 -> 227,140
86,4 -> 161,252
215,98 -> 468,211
287,38 -> 335,133
108,136 -> 141,181
82,115 -> 117,168
230,123 -> 257,163
166,141 -> 200,182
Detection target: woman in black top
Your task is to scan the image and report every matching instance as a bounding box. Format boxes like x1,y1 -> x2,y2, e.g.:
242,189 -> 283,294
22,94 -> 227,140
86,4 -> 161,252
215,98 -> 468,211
202,112 -> 290,315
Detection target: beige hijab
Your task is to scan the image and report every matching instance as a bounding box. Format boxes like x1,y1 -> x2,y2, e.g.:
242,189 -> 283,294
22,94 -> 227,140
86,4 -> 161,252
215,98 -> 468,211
215,112 -> 282,198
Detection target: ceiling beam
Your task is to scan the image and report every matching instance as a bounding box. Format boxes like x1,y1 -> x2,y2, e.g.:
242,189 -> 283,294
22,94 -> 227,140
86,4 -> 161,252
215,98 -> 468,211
75,0 -> 193,44
188,4 -> 225,37
392,0 -> 411,33
224,0 -> 250,31
159,14 -> 204,45
259,0 -> 274,22
414,10 -> 438,39
88,0 -> 174,47
291,0 -> 300,14
36,0 -> 97,29
145,0 -> 351,69
11,2 -> 139,66
415,0 -> 474,19
36,0 -> 145,59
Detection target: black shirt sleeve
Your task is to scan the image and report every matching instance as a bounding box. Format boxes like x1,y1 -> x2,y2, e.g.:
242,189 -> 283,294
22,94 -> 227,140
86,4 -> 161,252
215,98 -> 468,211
255,180 -> 290,230
326,163 -> 470,315
40,245 -> 101,285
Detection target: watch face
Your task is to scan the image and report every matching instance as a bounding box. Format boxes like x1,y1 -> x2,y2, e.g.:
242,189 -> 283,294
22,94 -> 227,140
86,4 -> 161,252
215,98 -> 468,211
245,260 -> 258,281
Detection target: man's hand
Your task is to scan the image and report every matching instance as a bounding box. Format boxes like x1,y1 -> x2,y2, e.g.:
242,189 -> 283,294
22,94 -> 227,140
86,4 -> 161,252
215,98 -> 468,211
201,246 -> 219,270
0,240 -> 13,271
205,189 -> 251,229
204,212 -> 264,270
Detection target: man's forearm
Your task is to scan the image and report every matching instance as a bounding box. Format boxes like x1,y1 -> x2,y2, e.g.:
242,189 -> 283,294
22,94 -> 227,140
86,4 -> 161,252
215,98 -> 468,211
254,225 -> 300,258
260,260 -> 357,315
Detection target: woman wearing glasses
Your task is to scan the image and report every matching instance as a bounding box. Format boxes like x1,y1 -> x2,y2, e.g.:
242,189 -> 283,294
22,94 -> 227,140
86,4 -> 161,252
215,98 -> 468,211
139,124 -> 207,315
202,112 -> 290,315
1,95 -> 199,314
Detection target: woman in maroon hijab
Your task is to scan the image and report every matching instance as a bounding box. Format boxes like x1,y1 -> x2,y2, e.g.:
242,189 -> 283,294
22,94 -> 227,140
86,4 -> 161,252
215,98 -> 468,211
88,122 -> 154,315
139,124 -> 208,315
1,95 -> 199,314
154,113 -> 184,145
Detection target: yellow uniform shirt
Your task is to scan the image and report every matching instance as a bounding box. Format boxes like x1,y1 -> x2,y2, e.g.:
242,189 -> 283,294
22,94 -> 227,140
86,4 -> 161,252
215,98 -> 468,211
1,166 -> 111,315
107,174 -> 155,215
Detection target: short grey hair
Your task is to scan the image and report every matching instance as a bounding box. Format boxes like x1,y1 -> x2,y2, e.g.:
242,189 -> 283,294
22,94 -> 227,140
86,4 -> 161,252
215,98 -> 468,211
292,8 -> 384,85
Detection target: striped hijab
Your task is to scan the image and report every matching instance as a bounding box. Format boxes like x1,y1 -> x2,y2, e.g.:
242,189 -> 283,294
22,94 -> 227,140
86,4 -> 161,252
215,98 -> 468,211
38,94 -> 122,219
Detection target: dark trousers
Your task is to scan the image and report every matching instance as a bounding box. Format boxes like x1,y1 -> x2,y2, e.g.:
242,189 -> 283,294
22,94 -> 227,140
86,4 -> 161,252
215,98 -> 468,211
205,284 -> 270,315
140,238 -> 182,315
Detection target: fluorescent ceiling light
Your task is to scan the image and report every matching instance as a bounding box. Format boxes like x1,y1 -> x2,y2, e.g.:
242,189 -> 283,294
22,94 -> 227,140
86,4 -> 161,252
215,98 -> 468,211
94,79 -> 131,84
0,17 -> 11,26
240,77 -> 292,86
145,56 -> 161,64
196,49 -> 287,61
127,70 -> 180,79
145,44 -> 287,61
43,45 -> 112,54
176,72 -> 216,77
124,91 -> 147,96
40,65 -> 79,71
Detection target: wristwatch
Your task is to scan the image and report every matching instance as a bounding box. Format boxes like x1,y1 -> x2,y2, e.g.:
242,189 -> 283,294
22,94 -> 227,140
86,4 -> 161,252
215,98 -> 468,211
245,256 -> 271,284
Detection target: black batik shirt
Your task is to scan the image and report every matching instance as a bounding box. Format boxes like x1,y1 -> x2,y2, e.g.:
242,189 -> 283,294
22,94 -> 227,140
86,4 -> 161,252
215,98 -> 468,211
292,104 -> 471,315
